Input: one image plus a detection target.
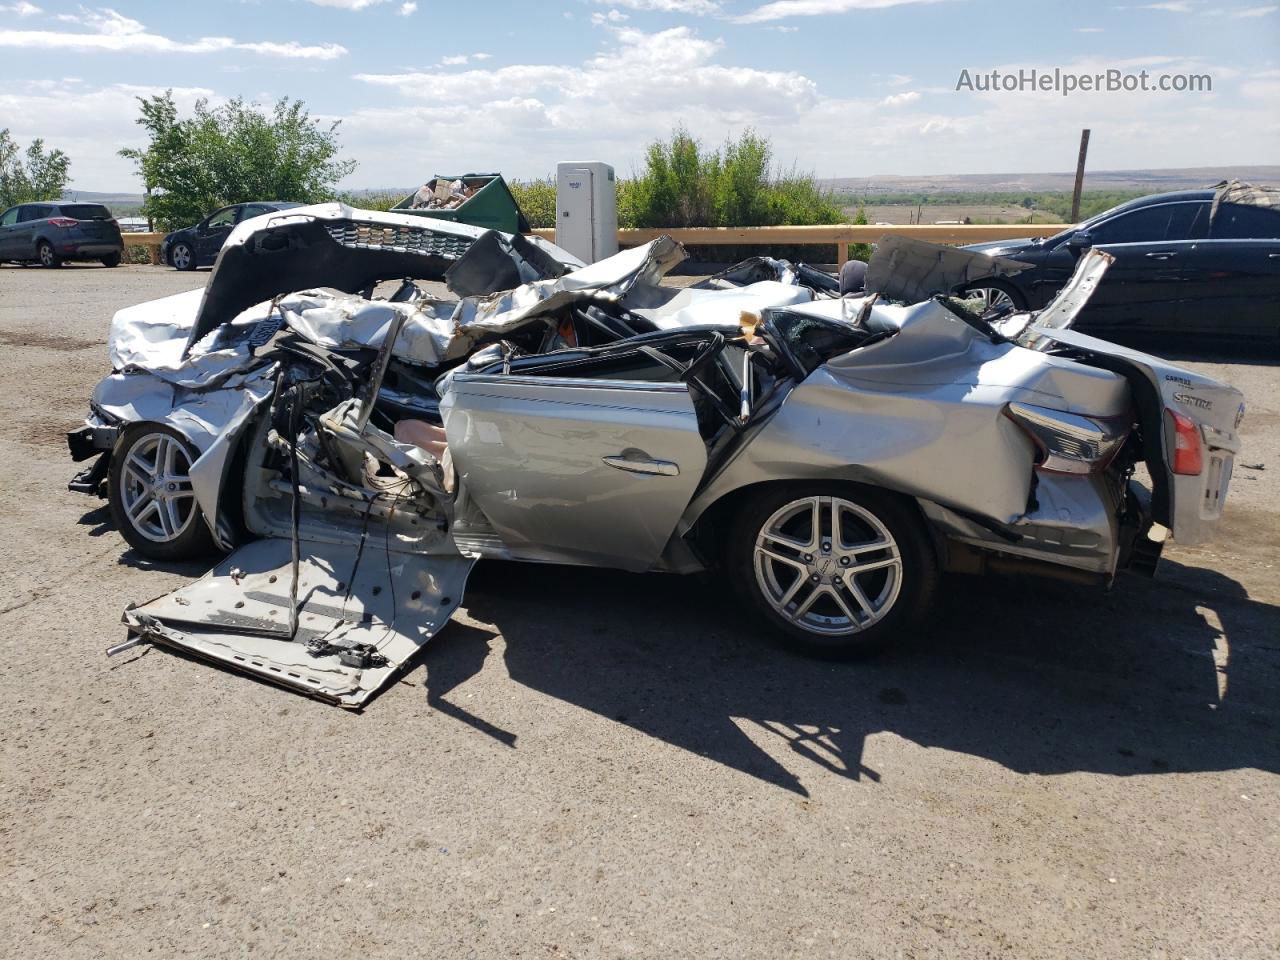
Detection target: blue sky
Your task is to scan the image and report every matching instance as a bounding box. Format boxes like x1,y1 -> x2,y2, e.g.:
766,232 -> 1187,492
1,0 -> 1276,191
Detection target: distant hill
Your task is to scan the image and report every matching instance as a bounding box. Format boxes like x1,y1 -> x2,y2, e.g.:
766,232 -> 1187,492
819,165 -> 1280,195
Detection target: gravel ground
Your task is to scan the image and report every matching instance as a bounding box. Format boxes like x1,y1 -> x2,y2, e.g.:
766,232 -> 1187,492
1,262 -> 1277,959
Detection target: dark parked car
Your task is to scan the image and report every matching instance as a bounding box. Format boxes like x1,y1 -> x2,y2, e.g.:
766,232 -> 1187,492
960,187 -> 1280,338
161,201 -> 304,270
0,201 -> 124,267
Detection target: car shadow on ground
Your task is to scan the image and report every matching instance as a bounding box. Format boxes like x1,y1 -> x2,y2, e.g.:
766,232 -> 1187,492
430,557 -> 1279,796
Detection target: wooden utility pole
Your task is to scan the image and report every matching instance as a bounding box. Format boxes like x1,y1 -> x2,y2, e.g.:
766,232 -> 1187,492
1070,129 -> 1091,223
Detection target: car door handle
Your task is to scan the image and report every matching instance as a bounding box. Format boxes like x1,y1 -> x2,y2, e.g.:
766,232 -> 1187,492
602,455 -> 679,477
1145,252 -> 1176,260
1269,253 -> 1280,259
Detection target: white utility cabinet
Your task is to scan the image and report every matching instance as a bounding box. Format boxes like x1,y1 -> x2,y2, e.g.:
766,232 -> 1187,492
555,161 -> 618,264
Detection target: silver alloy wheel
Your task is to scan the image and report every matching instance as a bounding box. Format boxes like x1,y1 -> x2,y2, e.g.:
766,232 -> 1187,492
171,243 -> 192,270
118,432 -> 198,543
38,243 -> 56,267
752,495 -> 903,636
963,285 -> 1014,313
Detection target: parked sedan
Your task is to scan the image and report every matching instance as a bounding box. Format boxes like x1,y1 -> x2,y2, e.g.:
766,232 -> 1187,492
0,201 -> 124,267
68,204 -> 1242,707
161,201 -> 304,270
960,183 -> 1280,339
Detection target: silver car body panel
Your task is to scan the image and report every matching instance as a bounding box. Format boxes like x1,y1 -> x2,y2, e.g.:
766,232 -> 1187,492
124,537 -> 473,708
1030,325 -> 1244,546
442,375 -> 709,571
678,296 -> 1132,546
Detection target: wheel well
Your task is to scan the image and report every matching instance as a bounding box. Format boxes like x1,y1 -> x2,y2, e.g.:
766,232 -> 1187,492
685,478 -> 943,572
959,276 -> 1028,308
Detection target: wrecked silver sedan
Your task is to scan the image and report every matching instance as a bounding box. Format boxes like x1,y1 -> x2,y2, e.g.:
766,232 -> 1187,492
67,204 -> 1245,707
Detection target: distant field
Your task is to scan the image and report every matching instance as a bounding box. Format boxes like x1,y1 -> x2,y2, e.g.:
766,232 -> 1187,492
846,203 -> 1066,225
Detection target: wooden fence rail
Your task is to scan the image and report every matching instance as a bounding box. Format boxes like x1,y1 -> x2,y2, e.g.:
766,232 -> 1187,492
123,223 -> 1069,268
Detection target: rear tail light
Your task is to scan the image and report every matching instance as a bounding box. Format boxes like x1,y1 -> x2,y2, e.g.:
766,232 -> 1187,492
1166,408 -> 1203,476
1004,402 -> 1129,474
47,217 -> 77,227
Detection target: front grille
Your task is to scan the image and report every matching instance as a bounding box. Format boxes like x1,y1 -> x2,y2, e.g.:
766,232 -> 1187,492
324,221 -> 473,258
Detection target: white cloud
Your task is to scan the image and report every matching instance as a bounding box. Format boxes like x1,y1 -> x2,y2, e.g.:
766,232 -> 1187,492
305,0 -> 388,8
1140,1 -> 1192,10
881,90 -> 920,106
0,81 -> 217,186
591,10 -> 631,25
0,2 -> 42,15
439,52 -> 491,65
342,37 -> 1277,188
1231,4 -> 1277,14
734,0 -> 947,24
0,7 -> 347,58
593,0 -> 721,13
1076,26 -> 1105,31
398,1 -> 417,14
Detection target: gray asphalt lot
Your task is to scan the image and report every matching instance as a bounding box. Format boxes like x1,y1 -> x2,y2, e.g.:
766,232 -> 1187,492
1,262 -> 1277,959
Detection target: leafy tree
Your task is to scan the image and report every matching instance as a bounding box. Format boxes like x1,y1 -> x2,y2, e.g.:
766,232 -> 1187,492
0,129 -> 71,208
120,92 -> 358,230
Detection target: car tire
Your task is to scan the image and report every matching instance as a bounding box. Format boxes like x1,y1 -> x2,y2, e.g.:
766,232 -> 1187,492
108,424 -> 214,561
37,241 -> 62,268
957,278 -> 1026,312
101,252 -> 121,268
726,483 -> 938,658
170,241 -> 195,271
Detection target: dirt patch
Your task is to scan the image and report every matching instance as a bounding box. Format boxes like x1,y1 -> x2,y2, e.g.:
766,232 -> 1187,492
0,329 -> 100,352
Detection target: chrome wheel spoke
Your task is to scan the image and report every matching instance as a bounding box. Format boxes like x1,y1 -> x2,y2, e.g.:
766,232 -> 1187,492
847,536 -> 892,555
776,572 -> 809,611
828,497 -> 844,550
848,556 -> 900,576
826,585 -> 859,623
791,584 -> 824,621
761,527 -> 812,552
757,546 -> 809,574
128,492 -> 155,521
842,575 -> 877,620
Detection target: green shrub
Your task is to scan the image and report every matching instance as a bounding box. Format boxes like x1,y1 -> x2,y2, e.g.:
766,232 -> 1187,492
847,204 -> 872,264
335,191 -> 399,212
508,178 -> 556,229
624,127 -> 843,229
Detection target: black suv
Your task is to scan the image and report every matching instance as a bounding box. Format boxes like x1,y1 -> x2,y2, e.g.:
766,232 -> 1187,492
961,189 -> 1280,338
161,201 -> 304,270
0,201 -> 124,267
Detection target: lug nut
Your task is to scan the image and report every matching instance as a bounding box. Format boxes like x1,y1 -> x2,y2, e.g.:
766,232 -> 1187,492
803,554 -> 813,562
810,573 -> 820,582
839,557 -> 850,566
